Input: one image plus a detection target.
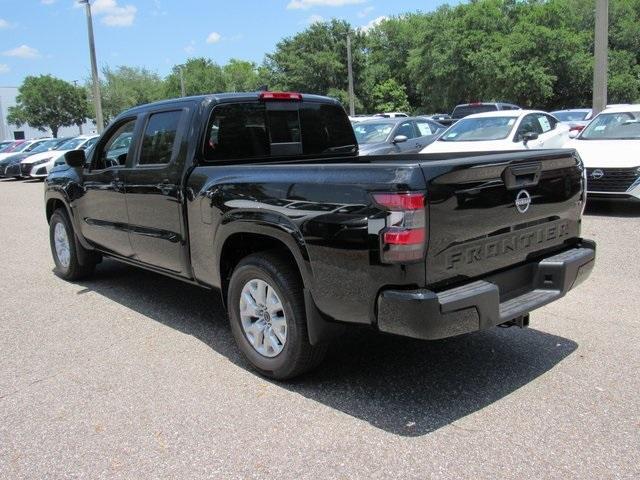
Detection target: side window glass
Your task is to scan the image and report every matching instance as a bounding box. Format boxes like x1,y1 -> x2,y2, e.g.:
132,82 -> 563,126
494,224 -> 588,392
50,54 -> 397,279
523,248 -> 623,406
536,114 -> 552,133
416,121 -> 434,136
95,120 -> 136,169
396,121 -> 416,139
545,114 -> 558,130
205,103 -> 269,161
139,111 -> 183,165
515,115 -> 542,141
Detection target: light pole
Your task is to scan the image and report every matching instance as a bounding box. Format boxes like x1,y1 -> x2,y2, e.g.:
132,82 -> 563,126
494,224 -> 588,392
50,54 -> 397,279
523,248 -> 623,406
179,66 -> 186,97
592,0 -> 609,116
346,34 -> 355,116
78,0 -> 104,133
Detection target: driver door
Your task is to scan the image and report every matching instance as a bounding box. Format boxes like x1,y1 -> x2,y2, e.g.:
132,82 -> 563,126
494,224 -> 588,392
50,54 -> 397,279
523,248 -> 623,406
514,114 -> 544,149
75,117 -> 139,257
393,121 -> 421,153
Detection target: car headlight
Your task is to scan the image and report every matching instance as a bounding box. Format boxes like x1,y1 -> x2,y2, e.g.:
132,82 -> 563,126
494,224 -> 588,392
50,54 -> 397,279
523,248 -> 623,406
31,157 -> 52,166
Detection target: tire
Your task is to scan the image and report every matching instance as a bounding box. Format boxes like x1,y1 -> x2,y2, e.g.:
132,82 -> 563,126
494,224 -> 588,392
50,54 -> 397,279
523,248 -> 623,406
49,208 -> 97,281
227,252 -> 328,380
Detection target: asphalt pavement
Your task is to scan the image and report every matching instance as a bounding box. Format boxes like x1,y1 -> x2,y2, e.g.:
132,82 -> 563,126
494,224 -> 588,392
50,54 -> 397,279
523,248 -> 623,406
0,179 -> 638,479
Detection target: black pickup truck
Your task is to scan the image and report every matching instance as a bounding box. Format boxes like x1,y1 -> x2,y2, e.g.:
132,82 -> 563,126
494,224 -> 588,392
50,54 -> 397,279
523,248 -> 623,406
45,91 -> 595,379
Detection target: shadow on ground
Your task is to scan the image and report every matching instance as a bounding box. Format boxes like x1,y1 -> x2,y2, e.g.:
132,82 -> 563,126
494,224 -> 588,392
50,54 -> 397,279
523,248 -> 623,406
76,259 -> 577,437
585,198 -> 640,218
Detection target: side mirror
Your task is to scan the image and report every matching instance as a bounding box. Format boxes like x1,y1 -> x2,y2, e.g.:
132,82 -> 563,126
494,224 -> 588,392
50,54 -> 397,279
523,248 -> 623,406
64,149 -> 86,168
568,130 -> 579,139
522,132 -> 539,145
393,135 -> 408,144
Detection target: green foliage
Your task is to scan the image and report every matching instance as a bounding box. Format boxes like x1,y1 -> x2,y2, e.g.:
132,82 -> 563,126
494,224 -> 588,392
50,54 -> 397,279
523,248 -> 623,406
327,88 -> 363,112
370,79 -> 410,113
164,57 -> 226,98
7,75 -> 89,137
265,20 -> 366,99
97,66 -> 165,122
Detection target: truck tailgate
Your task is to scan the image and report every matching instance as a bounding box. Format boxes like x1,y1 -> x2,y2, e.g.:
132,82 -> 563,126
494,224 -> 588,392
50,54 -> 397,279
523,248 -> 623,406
420,149 -> 585,289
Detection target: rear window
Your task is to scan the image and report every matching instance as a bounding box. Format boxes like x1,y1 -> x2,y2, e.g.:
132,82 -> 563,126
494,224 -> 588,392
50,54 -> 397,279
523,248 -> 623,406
204,101 -> 356,161
452,104 -> 498,119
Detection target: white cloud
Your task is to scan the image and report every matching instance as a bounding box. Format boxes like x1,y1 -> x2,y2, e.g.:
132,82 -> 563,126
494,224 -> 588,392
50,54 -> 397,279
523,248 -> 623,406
206,32 -> 221,44
3,45 -> 41,59
357,6 -> 374,18
287,0 -> 365,10
84,0 -> 137,27
0,64 -> 10,74
0,18 -> 11,29
184,40 -> 196,54
359,15 -> 387,33
306,14 -> 325,24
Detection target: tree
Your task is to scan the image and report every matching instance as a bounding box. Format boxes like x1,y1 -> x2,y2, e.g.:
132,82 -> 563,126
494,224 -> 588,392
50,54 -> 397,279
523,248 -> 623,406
7,75 -> 89,137
165,57 -> 226,97
327,88 -> 363,112
370,79 -> 410,113
265,20 -> 367,101
223,59 -> 261,92
97,66 -> 165,122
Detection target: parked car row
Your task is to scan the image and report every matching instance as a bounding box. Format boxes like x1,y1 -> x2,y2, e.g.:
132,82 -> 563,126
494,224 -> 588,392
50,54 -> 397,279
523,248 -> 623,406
0,134 -> 98,180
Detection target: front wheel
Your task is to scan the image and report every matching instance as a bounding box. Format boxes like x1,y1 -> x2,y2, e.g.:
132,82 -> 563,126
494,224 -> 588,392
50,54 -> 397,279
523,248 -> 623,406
227,252 -> 327,380
49,208 -> 97,281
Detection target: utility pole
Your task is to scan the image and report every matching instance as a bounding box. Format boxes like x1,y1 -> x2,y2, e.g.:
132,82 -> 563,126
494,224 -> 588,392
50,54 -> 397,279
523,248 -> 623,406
79,0 -> 104,133
179,67 -> 186,97
592,0 -> 608,116
346,34 -> 355,116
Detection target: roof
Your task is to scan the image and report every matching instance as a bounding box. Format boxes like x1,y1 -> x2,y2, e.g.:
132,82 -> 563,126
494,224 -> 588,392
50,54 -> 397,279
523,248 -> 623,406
463,109 -> 544,119
121,92 -> 340,117
551,108 -> 591,113
600,104 -> 640,113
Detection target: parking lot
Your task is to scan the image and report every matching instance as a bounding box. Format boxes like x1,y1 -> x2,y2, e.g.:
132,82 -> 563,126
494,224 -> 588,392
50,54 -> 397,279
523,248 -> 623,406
0,179 -> 638,479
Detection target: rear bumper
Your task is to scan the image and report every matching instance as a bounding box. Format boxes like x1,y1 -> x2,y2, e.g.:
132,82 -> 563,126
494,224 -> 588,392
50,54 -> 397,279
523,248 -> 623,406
377,240 -> 596,340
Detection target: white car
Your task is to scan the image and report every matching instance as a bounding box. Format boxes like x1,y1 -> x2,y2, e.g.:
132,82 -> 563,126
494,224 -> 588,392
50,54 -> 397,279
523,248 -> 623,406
0,138 -> 51,161
421,110 -> 569,154
21,134 -> 98,179
565,104 -> 640,201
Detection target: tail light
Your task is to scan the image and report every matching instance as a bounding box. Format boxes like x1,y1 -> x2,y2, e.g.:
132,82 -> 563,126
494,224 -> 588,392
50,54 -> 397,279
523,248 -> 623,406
372,192 -> 426,263
259,91 -> 302,101
570,125 -> 585,132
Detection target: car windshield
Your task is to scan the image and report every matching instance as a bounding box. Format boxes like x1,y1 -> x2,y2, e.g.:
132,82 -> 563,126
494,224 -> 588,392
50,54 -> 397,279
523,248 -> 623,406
439,116 -> 516,142
28,139 -> 66,154
58,137 -> 89,150
353,122 -> 395,144
580,111 -> 640,140
452,104 -> 497,119
553,111 -> 589,122
0,141 -> 14,152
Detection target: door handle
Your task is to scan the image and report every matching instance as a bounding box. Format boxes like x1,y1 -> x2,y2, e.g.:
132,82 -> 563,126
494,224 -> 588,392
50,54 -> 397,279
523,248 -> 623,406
156,179 -> 174,195
110,179 -> 124,192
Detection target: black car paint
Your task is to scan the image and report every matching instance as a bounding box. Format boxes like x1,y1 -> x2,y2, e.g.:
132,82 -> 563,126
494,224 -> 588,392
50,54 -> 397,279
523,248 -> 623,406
45,93 -> 590,337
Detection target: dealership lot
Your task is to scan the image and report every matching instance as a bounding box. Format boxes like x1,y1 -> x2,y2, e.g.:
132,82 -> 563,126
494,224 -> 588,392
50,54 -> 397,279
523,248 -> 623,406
0,179 -> 638,479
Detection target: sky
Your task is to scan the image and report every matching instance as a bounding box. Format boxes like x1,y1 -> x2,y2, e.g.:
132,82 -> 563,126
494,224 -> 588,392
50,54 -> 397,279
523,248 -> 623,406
0,0 -> 459,87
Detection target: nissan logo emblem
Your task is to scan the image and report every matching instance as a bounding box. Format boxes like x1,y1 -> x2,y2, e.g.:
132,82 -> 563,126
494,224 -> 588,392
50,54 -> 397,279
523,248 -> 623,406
591,169 -> 604,180
515,190 -> 532,214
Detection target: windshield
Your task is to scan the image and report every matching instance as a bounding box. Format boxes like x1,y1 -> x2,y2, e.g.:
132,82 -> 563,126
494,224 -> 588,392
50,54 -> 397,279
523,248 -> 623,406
553,111 -> 589,122
439,116 -> 516,142
452,104 -> 497,119
580,111 -> 640,140
353,122 -> 395,144
29,139 -> 66,154
58,137 -> 90,150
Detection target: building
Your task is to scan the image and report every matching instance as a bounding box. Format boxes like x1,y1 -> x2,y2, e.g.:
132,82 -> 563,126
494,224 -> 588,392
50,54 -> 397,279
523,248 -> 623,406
0,86 -> 96,140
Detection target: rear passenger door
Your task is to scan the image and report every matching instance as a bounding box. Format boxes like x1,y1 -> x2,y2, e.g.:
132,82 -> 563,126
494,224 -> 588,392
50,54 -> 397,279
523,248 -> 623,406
122,107 -> 190,274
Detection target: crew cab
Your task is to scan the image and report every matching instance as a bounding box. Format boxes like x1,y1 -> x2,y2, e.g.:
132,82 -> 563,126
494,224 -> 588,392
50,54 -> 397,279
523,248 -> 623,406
45,92 -> 595,379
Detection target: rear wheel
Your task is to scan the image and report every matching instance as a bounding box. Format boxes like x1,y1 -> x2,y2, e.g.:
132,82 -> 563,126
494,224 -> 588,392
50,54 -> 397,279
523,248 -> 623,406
227,252 -> 327,380
49,209 -> 97,281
